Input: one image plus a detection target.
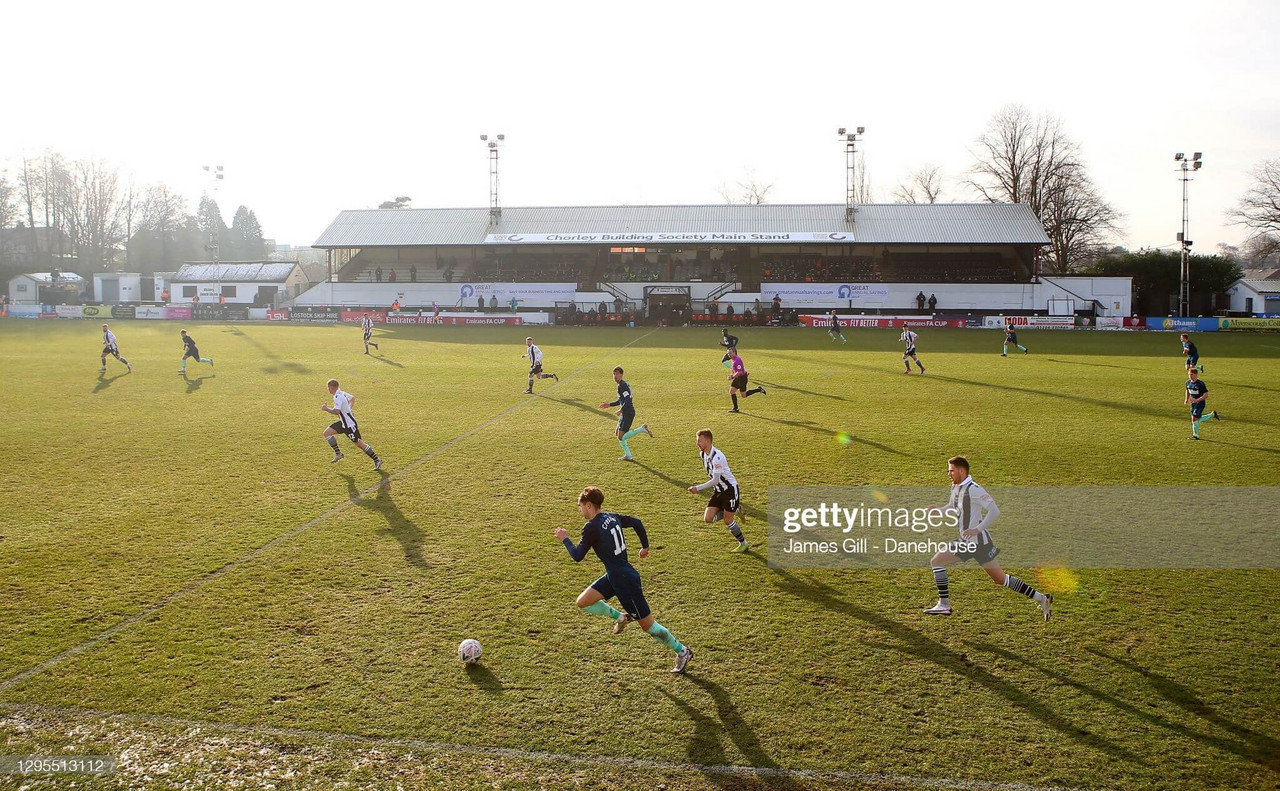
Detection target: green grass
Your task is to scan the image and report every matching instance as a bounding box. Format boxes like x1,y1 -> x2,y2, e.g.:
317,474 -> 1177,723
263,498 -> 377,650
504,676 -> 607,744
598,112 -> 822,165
1,320 -> 1278,791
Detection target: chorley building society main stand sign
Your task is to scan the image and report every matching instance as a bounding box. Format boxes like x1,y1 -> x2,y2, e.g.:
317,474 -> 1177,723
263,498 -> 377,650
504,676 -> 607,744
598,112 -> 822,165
483,232 -> 857,244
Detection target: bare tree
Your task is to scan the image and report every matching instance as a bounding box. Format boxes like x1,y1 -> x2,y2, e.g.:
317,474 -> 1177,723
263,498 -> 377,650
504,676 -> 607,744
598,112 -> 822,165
139,184 -> 188,267
850,152 -> 874,204
716,171 -> 775,205
1228,158 -> 1280,258
59,159 -> 126,271
377,196 -> 413,209
1038,167 -> 1123,273
967,104 -> 1120,271
18,156 -> 46,266
892,164 -> 944,204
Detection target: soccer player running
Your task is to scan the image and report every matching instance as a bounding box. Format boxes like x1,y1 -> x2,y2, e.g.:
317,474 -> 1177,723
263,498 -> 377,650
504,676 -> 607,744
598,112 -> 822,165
521,336 -> 559,393
178,330 -> 213,373
827,309 -> 847,344
924,456 -> 1053,621
1001,325 -> 1028,356
361,314 -> 380,355
600,366 -> 652,461
900,328 -> 926,374
1185,368 -> 1220,440
726,347 -> 765,413
1180,333 -> 1204,373
553,486 -> 693,674
719,328 -> 740,368
98,324 -> 132,373
687,429 -> 748,553
320,378 -> 383,469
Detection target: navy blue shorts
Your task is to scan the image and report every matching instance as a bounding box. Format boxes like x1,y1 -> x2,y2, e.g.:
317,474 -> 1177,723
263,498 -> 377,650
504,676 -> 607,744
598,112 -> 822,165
617,411 -> 635,433
1190,401 -> 1206,419
1186,355 -> 1199,367
591,569 -> 650,620
183,347 -> 200,359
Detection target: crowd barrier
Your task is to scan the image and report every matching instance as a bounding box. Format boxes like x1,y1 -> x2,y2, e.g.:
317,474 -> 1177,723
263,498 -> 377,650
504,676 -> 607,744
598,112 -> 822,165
6,305 -> 1280,331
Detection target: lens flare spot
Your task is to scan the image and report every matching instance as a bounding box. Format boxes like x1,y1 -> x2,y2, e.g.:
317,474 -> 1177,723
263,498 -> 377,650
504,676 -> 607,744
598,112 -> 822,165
1035,567 -> 1080,595
836,432 -> 854,446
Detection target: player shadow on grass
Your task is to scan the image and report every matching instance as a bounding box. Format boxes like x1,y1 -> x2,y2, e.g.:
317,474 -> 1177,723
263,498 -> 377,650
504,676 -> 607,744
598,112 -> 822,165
1044,358 -> 1140,370
464,662 -> 505,695
751,379 -> 850,402
542,397 -> 614,418
182,371 -> 214,393
753,559 -> 1143,765
91,371 -> 128,393
736,413 -> 915,459
1213,381 -> 1280,394
222,326 -> 311,375
369,354 -> 404,368
660,679 -> 803,791
961,641 -> 1280,772
341,472 -> 427,570
1198,438 -> 1280,455
926,373 -> 1278,428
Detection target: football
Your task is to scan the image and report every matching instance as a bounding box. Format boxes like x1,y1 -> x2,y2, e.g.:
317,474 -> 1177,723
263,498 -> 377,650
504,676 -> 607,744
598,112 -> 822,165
458,638 -> 483,664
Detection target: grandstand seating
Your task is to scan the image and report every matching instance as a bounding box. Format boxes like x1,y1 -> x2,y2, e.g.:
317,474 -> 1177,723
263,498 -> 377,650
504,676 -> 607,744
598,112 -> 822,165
336,249 -> 1027,286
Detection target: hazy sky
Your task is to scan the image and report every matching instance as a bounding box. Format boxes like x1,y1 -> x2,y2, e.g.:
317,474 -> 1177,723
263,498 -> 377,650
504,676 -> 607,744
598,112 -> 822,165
5,0 -> 1278,253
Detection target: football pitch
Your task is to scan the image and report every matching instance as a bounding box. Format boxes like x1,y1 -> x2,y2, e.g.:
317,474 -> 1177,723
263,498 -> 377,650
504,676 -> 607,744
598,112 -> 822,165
1,320 -> 1277,791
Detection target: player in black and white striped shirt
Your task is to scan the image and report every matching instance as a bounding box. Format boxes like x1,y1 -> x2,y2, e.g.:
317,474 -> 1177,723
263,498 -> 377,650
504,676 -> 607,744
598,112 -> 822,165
521,337 -> 559,394
687,429 -> 748,553
924,456 -> 1051,621
98,324 -> 132,373
900,328 -> 925,374
361,314 -> 379,355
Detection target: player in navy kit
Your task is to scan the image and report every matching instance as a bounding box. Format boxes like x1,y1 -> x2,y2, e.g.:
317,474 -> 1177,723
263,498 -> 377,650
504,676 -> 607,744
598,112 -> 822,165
179,329 -> 213,373
719,329 -> 740,368
827,310 -> 847,344
1002,325 -> 1028,356
1185,368 -> 1219,440
600,366 -> 651,461
554,486 -> 693,673
1180,334 -> 1204,373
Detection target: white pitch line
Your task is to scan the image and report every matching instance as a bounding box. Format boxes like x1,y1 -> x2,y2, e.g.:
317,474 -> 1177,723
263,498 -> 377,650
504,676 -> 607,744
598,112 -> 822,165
0,703 -> 1091,791
0,329 -> 659,695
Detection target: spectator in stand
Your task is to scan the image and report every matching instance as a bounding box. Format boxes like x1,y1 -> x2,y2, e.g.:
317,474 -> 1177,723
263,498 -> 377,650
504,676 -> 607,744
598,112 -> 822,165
477,295 -> 485,310
928,293 -> 938,311
192,294 -> 200,309
725,304 -> 735,321
917,291 -> 927,311
410,264 -> 418,283
391,299 -> 401,311
161,289 -> 170,302
219,295 -> 226,307
490,295 -> 499,309
432,301 -> 440,320
772,294 -> 782,322
588,307 -> 598,324
389,270 -> 397,283
376,266 -> 383,283
754,298 -> 762,316
445,269 -> 454,283
510,297 -> 519,312
614,296 -> 624,315
599,300 -> 608,315
709,298 -> 720,322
